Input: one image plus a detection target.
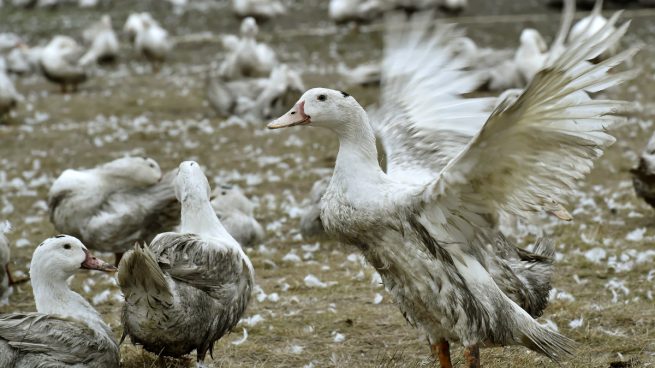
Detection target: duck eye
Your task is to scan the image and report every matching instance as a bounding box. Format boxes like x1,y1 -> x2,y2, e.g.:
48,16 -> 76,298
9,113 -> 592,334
63,244 -> 71,250
149,163 -> 155,169
317,94 -> 327,102
221,191 -> 227,195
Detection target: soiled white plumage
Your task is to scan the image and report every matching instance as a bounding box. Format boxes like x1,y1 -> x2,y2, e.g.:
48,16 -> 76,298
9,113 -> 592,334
118,161 -> 254,363
48,157 -> 180,264
0,236 -> 118,368
211,185 -> 264,247
80,15 -> 120,66
232,0 -> 286,19
269,8 -> 634,366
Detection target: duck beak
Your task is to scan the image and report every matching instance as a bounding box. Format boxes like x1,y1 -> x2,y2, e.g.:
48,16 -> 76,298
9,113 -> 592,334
267,101 -> 311,129
81,249 -> 117,273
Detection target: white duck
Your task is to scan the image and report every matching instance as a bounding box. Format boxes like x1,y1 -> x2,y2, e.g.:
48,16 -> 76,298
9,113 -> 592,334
268,9 -> 634,367
134,14 -> 172,72
337,61 -> 381,87
40,35 -> 87,93
119,161 -> 254,364
0,221 -> 11,304
211,184 -> 264,247
0,235 -> 119,367
0,60 -> 21,121
48,156 -> 180,265
569,0 -> 617,60
80,15 -> 120,66
515,0 -> 575,83
219,17 -> 277,80
232,0 -> 286,19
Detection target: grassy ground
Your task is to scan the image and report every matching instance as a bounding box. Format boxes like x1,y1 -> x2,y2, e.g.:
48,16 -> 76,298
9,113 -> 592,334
1,0 -> 655,367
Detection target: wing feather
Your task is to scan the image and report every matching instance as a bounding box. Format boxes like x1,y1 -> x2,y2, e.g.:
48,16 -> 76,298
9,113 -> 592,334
424,12 -> 636,229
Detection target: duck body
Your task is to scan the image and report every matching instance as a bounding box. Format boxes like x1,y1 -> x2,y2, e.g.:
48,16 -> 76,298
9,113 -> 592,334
40,36 -> 87,92
300,176 -> 330,239
119,161 -> 254,362
48,157 -> 180,263
135,18 -> 171,68
0,235 -> 118,367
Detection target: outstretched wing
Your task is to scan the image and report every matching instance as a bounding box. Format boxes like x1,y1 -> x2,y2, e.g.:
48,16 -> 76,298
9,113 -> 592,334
0,313 -> 118,367
422,12 -> 636,244
372,12 -> 497,185
150,232 -> 253,300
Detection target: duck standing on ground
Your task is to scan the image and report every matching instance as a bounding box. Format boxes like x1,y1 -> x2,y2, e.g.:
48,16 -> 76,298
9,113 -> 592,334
0,235 -> 119,367
219,17 -> 277,80
133,14 -> 171,73
119,161 -> 254,364
268,7 -> 635,367
40,36 -> 87,93
80,15 -> 120,66
211,184 -> 264,247
48,156 -> 180,265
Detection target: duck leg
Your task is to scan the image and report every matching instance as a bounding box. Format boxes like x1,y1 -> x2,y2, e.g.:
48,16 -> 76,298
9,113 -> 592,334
430,340 -> 452,368
464,344 -> 480,368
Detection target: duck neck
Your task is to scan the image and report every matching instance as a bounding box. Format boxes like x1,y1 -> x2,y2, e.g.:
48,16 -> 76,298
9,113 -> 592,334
333,112 -> 384,183
31,268 -> 110,337
180,194 -> 232,240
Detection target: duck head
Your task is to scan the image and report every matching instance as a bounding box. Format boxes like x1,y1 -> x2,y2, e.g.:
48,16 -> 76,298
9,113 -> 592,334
30,235 -> 116,282
101,156 -> 162,185
519,29 -> 548,54
240,17 -> 258,38
268,88 -> 366,134
175,161 -> 211,203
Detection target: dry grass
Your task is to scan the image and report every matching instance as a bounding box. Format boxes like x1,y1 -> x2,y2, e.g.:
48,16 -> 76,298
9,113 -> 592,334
1,0 -> 655,367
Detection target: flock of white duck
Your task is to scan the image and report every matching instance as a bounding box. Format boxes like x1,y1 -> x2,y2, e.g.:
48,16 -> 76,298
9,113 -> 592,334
0,0 -> 652,366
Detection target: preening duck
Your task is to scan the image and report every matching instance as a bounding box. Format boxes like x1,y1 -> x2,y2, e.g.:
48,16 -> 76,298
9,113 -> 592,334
0,235 -> 119,367
48,156 -> 180,265
40,36 -> 87,93
118,161 -> 254,364
268,8 -> 635,367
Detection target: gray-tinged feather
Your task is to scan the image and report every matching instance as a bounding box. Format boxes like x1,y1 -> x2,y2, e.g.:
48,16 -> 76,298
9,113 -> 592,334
50,169 -> 180,254
0,313 -> 119,368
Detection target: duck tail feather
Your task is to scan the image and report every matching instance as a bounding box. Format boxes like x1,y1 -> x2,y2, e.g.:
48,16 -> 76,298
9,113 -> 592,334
118,243 -> 172,302
519,318 -> 577,363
